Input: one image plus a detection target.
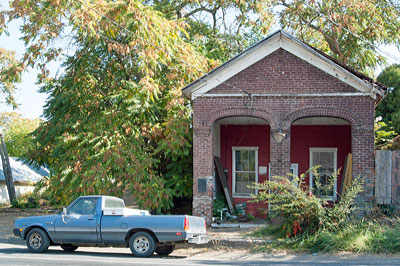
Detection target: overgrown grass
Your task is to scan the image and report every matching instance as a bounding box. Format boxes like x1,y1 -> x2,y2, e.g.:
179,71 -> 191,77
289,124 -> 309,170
252,218 -> 400,254
249,224 -> 284,238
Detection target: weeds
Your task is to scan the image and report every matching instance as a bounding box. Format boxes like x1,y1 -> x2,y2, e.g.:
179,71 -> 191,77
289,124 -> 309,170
249,167 -> 400,254
11,192 -> 40,209
252,217 -> 400,254
251,166 -> 364,238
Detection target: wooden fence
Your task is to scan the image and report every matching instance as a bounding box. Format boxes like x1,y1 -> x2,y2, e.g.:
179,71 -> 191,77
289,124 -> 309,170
375,150 -> 400,206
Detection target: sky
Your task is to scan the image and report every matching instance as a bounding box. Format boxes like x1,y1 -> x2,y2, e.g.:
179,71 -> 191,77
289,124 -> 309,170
0,19 -> 63,120
1,17 -> 400,120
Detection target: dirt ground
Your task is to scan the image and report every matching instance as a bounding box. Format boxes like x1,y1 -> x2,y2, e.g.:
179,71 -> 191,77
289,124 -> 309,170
0,209 -> 54,244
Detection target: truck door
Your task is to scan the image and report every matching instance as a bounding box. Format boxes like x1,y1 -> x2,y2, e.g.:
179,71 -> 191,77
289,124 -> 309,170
54,197 -> 100,243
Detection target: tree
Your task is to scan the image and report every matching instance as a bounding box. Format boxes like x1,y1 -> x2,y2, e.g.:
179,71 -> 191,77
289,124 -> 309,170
146,0 -> 275,62
1,0 -> 211,210
0,112 -> 41,158
270,0 -> 400,75
0,49 -> 21,109
374,118 -> 398,150
376,64 -> 400,133
146,0 -> 400,74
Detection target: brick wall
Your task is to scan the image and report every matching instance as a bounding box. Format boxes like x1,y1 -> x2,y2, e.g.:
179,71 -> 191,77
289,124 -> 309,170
192,48 -> 376,223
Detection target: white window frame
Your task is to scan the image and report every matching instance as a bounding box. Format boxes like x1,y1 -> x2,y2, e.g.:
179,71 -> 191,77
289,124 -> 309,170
232,147 -> 258,198
309,148 -> 338,201
290,163 -> 299,187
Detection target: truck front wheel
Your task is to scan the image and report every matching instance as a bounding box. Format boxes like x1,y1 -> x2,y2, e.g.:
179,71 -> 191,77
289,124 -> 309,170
129,231 -> 156,257
26,228 -> 50,253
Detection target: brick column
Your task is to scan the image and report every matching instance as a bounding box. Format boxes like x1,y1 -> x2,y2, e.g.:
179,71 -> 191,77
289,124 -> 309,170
269,126 -> 291,178
192,127 -> 214,225
352,126 -> 375,210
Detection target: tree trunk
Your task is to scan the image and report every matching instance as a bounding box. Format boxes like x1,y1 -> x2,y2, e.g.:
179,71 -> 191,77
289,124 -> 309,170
0,133 -> 16,203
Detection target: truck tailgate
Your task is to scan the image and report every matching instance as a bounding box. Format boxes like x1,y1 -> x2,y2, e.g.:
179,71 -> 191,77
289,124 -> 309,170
186,216 -> 206,234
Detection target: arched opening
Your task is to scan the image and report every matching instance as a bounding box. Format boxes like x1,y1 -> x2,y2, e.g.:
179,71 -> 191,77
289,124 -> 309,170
213,116 -> 270,217
290,116 -> 351,201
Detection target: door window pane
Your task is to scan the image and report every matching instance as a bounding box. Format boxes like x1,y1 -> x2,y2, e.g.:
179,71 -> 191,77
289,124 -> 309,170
69,198 -> 98,215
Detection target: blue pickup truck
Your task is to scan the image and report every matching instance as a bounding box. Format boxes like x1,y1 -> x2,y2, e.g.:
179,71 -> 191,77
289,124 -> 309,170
13,195 -> 208,257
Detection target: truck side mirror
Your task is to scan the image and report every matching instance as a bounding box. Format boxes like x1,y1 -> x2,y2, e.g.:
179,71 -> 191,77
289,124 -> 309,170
62,207 -> 67,224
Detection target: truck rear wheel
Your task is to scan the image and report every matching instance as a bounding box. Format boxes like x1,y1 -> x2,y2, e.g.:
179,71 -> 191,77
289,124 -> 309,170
60,244 -> 78,252
129,231 -> 156,257
26,228 -> 50,253
155,244 -> 175,256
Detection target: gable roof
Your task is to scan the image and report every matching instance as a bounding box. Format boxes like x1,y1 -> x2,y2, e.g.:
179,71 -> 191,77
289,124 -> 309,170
182,30 -> 387,101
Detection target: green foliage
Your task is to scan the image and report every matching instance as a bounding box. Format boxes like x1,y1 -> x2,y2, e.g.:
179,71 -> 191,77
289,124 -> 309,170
0,48 -> 21,109
0,112 -> 41,158
377,204 -> 396,217
270,0 -> 400,74
147,0 -> 400,74
250,224 -> 284,238
367,221 -> 400,253
2,0 -> 211,212
376,64 -> 400,134
374,118 -> 398,149
290,219 -> 400,254
253,218 -> 400,254
213,194 -> 229,217
11,192 -> 40,209
147,0 -> 274,62
247,213 -> 255,221
252,167 -> 364,238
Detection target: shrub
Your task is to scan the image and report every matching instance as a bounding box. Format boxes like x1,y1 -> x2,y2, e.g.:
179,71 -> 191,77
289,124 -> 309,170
251,167 -> 364,237
11,192 -> 40,209
213,194 -> 229,217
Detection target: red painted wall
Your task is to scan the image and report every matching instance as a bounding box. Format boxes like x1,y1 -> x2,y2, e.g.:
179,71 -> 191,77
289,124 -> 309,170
220,124 -> 270,217
219,124 -> 351,218
290,125 -> 352,198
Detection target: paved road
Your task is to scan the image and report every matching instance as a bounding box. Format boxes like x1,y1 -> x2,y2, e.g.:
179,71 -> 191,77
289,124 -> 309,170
1,243 -> 400,266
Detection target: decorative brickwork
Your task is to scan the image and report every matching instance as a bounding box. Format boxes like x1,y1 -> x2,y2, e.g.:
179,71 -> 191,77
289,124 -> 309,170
192,48 -> 376,223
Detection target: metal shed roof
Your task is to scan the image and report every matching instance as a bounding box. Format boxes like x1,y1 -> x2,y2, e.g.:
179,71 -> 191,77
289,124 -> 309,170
0,157 -> 49,183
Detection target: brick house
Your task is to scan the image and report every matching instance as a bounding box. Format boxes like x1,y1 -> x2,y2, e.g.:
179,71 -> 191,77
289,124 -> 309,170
182,31 -> 386,224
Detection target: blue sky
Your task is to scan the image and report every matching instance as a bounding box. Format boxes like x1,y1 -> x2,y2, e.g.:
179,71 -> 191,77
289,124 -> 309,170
0,19 -> 63,119
1,19 -> 400,120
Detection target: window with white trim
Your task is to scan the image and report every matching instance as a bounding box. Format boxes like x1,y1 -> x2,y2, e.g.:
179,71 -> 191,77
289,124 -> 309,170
232,147 -> 258,197
290,163 -> 299,187
309,148 -> 337,200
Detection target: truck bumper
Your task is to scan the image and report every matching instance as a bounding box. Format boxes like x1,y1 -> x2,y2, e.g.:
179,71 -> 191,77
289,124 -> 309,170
13,228 -> 21,238
188,235 -> 209,244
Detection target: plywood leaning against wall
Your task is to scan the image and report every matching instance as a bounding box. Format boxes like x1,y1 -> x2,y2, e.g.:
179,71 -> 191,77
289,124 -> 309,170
340,153 -> 353,199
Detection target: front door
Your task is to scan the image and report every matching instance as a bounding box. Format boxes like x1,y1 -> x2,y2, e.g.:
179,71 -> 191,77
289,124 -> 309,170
54,197 -> 99,243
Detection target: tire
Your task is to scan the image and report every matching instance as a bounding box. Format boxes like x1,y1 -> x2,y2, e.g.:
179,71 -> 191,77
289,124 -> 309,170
129,231 -> 156,257
60,244 -> 78,252
155,245 -> 175,256
26,228 -> 50,253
